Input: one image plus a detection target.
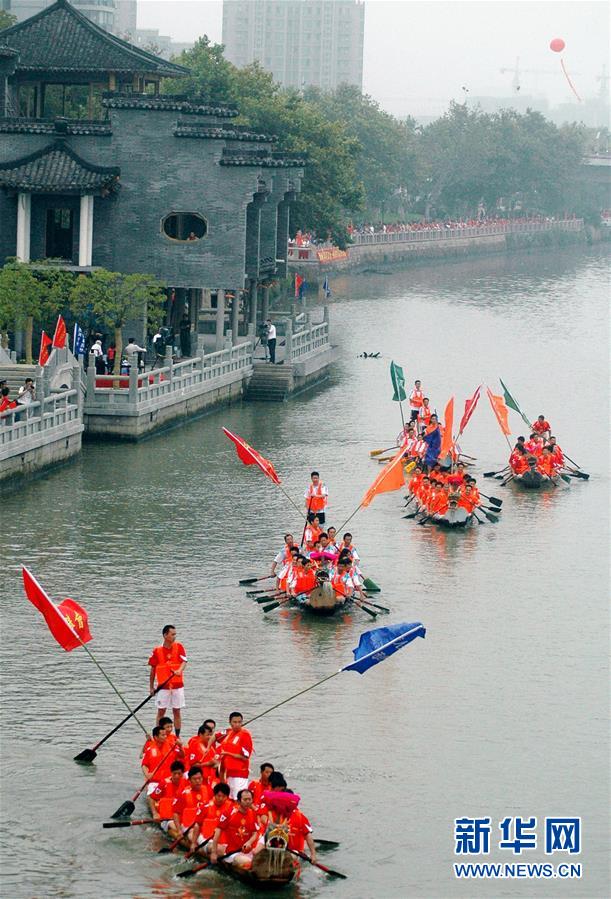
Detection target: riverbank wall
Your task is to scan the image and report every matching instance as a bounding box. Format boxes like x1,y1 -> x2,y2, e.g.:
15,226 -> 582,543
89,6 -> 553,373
289,219 -> 586,282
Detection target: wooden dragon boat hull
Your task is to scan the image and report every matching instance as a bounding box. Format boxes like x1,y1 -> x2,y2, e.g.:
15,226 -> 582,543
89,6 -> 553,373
158,825 -> 297,888
513,469 -> 564,489
294,583 -> 348,617
430,506 -> 474,529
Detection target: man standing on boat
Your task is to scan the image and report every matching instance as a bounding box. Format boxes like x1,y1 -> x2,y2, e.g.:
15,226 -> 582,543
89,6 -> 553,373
148,625 -> 187,736
304,471 -> 328,524
409,380 -> 424,422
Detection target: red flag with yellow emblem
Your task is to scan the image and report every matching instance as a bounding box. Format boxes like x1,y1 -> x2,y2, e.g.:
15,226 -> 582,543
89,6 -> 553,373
22,567 -> 92,652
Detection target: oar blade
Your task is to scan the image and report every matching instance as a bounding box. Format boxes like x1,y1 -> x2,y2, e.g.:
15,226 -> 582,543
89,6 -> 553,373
110,800 -> 135,820
315,839 -> 340,850
238,577 -> 259,585
74,747 -> 97,763
483,471 -> 498,478
487,496 -> 502,506
263,602 -> 281,613
102,820 -> 132,828
177,863 -> 208,878
362,577 -> 381,592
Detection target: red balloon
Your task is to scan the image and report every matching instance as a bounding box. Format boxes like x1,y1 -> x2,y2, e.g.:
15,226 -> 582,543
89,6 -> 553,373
549,38 -> 565,53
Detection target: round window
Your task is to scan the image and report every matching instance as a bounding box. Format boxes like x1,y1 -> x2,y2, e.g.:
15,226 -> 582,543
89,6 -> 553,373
162,212 -> 207,242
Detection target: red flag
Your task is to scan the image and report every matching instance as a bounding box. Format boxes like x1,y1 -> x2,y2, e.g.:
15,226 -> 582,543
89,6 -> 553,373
458,385 -> 481,436
486,387 -> 511,436
52,315 -> 67,349
294,274 -> 304,298
439,397 -> 454,458
361,446 -> 406,508
22,567 -> 92,652
38,330 -> 52,366
222,427 -> 281,485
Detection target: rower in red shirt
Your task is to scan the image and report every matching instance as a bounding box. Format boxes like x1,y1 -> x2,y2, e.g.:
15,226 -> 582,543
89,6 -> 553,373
210,788 -> 259,867
149,759 -> 186,837
173,766 -> 213,847
532,415 -> 551,439
288,807 -> 316,860
219,712 -> 254,799
248,762 -> 275,810
537,447 -> 560,479
548,436 -> 565,467
186,723 -> 219,783
458,484 -> 478,515
141,725 -> 181,796
524,434 -> 543,456
191,782 -> 234,847
418,397 -> 433,428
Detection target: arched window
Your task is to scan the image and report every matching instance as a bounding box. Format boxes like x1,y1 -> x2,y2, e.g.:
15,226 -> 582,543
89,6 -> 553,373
162,213 -> 207,242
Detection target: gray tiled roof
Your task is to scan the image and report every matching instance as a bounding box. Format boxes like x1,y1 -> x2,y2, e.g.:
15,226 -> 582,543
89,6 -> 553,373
0,0 -> 187,77
0,118 -> 112,136
0,140 -> 120,193
174,124 -> 278,143
102,93 -> 238,117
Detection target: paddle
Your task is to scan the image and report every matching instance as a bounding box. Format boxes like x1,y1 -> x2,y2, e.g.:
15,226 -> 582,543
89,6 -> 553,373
183,837 -> 212,861
403,494 -> 415,507
263,596 -> 293,613
74,673 -> 174,763
472,510 -> 485,525
239,574 -> 275,586
255,592 -> 285,603
370,444 -> 399,457
477,506 -> 499,523
361,596 -> 390,613
478,491 -> 502,506
500,475 -> 514,487
315,839 -> 340,850
565,468 -> 589,480
157,822 -> 197,854
350,597 -> 377,619
484,467 -> 508,478
289,849 -> 347,879
300,497 -> 313,549
176,846 -> 245,879
417,516 -> 431,527
563,452 -> 586,472
246,588 -> 272,596
362,577 -> 381,592
111,744 -> 179,819
103,818 -> 156,828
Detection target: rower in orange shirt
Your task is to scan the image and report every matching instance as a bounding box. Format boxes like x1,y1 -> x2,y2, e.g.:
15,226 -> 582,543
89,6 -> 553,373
408,466 -> 424,494
186,723 -> 219,783
537,446 -> 560,479
548,436 -> 565,468
248,763 -> 275,810
141,726 -> 180,795
458,484 -> 478,515
466,477 -> 481,507
218,712 -> 254,799
191,782 -> 234,848
532,415 -> 551,439
173,766 -> 213,848
524,433 -> 544,456
303,516 -> 322,545
430,483 -> 450,518
149,759 -> 186,837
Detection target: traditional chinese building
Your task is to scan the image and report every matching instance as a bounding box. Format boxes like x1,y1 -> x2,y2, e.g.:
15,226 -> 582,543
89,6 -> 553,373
0,0 -> 304,348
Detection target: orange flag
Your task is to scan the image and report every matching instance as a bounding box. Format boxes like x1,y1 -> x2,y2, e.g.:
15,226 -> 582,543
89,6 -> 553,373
361,446 -> 406,508
486,387 -> 511,436
439,396 -> 454,458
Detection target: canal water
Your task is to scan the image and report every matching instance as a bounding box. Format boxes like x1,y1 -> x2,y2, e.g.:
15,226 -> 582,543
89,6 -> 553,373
1,246 -> 608,899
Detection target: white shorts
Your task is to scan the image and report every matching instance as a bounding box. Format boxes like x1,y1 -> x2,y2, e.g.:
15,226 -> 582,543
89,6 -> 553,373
226,776 -> 250,799
160,819 -> 172,832
155,687 -> 185,709
146,781 -> 160,796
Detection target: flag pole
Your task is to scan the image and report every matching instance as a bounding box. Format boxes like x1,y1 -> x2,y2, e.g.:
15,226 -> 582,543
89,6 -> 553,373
77,640 -> 149,736
336,501 -> 364,534
244,670 -> 342,726
277,484 -> 307,520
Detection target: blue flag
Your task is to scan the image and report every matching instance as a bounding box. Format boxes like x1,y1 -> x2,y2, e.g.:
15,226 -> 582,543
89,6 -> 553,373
322,276 -> 331,298
299,279 -> 307,300
73,322 -> 86,356
342,622 -> 426,675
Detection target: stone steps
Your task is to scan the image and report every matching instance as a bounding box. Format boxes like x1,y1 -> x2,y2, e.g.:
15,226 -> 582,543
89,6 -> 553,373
0,363 -> 38,397
245,362 -> 294,401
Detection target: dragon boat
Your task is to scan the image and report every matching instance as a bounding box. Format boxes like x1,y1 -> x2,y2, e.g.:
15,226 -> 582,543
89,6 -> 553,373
292,581 -> 349,617
158,817 -> 298,888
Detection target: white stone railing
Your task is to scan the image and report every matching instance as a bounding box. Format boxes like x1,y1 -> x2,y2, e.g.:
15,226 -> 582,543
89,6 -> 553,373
0,389 -> 81,457
84,341 -> 253,411
288,321 -> 330,362
350,219 -> 584,246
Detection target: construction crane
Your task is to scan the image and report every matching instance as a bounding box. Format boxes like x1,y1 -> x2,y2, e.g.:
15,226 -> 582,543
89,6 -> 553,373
499,57 -> 557,93
596,65 -> 610,100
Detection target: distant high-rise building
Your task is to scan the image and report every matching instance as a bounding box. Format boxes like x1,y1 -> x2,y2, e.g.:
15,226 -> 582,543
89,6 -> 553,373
8,0 -> 117,31
114,0 -> 137,36
222,0 -> 365,92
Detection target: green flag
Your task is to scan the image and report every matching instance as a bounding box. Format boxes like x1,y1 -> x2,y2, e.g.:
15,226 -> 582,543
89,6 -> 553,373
390,361 -> 407,402
499,378 -> 532,429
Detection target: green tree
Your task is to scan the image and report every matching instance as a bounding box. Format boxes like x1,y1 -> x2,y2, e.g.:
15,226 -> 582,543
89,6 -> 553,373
0,10 -> 17,29
70,270 -> 166,373
0,262 -> 46,363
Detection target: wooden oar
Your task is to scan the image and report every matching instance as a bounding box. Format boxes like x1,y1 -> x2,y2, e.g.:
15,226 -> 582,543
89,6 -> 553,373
177,846 -> 246,879
564,467 -> 589,480
500,475 -> 514,487
103,818 -> 156,828
74,672 -> 174,763
477,506 -> 499,523
403,494 -> 415,507
348,596 -> 377,618
370,444 -> 398,457
478,491 -> 502,506
255,592 -> 285,603
472,510 -> 485,525
246,588 -> 273,596
111,745 -> 179,820
484,466 -> 508,478
238,574 -> 275,586
362,577 -> 381,592
157,822 -> 197,854
362,596 -> 390,613
183,837 -> 212,861
289,849 -> 347,879
563,452 -> 586,472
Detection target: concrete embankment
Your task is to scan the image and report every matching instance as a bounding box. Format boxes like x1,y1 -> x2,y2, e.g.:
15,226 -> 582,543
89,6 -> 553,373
289,220 -> 587,283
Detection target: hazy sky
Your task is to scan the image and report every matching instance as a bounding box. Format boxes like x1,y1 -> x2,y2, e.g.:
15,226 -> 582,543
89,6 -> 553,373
137,1 -> 610,116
